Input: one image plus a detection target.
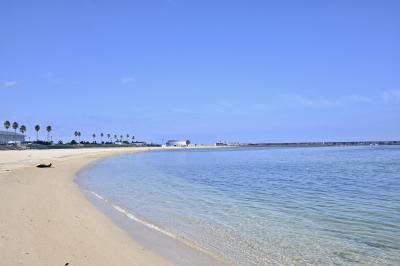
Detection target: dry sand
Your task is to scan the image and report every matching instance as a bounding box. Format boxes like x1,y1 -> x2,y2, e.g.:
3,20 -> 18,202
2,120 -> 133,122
0,147 -> 174,265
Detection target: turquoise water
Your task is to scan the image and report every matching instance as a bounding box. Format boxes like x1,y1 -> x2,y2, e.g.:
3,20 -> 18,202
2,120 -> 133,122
77,146 -> 400,265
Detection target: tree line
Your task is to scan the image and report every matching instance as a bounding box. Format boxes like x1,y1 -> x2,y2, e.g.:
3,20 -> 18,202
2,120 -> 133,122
73,131 -> 135,144
3,120 -> 135,145
3,120 -> 52,142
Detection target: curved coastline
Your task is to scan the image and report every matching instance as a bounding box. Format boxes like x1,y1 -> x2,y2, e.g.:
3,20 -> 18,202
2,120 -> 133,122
0,147 -> 174,265
75,148 -> 229,266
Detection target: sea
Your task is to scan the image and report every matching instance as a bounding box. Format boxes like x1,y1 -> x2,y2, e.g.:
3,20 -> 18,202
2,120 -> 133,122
76,146 -> 400,265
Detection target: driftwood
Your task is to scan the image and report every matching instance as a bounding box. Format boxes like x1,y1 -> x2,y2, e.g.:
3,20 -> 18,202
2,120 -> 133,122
36,163 -> 52,168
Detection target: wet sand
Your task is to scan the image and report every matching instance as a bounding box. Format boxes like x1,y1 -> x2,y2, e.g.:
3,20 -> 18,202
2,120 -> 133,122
0,147 -> 174,265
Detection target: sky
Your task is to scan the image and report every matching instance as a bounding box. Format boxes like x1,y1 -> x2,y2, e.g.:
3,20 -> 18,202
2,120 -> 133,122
1,0 -> 399,144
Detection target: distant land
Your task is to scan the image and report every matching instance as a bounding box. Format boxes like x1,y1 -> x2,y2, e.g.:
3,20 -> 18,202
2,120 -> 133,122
218,140 -> 400,147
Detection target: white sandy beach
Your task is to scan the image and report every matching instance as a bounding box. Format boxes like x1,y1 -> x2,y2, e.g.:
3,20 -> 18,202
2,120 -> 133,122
0,147 -> 174,265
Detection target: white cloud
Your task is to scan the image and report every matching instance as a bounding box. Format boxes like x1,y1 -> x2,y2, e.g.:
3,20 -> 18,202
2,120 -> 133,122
2,80 -> 17,87
43,71 -> 62,84
121,76 -> 136,84
280,94 -> 336,108
382,90 -> 400,103
279,93 -> 376,108
345,95 -> 373,104
172,92 -> 383,117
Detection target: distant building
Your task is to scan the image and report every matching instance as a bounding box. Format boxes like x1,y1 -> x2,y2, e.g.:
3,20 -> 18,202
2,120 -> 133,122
132,141 -> 147,147
166,139 -> 190,147
0,130 -> 25,144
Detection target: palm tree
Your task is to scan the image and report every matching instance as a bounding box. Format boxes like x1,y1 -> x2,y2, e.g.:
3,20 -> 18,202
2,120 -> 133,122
74,131 -> 79,142
92,133 -> 96,143
120,134 -> 123,142
131,135 -> 135,143
100,133 -> 104,143
74,131 -> 81,143
114,134 -> 117,142
34,125 -> 40,141
12,122 -> 19,143
3,120 -> 10,131
46,125 -> 52,142
107,133 -> 111,143
126,134 -> 130,140
19,125 -> 26,135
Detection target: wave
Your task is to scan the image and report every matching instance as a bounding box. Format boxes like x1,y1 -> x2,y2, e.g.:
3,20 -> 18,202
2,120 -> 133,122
88,190 -> 178,239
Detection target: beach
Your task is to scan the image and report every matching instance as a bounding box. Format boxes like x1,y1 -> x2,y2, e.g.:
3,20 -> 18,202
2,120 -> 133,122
0,147 -> 174,266
1,146 -> 399,265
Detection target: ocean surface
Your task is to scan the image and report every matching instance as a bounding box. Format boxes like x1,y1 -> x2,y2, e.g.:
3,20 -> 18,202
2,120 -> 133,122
76,146 -> 400,265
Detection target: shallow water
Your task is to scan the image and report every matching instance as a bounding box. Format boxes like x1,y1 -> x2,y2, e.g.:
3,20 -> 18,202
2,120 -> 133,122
77,146 -> 400,265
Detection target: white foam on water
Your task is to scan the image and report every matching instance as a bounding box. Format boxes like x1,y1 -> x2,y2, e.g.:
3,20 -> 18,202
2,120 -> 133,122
88,190 -> 178,239
91,191 -> 105,201
86,189 -> 224,263
84,189 -> 229,265
111,204 -> 178,239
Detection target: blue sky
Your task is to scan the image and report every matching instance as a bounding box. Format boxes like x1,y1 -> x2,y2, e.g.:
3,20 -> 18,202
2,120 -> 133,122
1,0 -> 399,143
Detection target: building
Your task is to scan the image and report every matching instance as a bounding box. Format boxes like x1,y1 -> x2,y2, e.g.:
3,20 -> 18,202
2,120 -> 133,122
131,141 -> 147,147
0,130 -> 25,144
166,139 -> 190,147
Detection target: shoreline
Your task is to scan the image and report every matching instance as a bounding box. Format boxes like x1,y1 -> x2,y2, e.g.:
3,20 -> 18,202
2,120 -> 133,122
75,152 -> 228,266
0,147 -> 175,265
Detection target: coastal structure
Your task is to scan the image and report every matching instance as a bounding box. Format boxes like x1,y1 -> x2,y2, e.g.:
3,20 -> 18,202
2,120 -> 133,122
0,130 -> 25,144
131,141 -> 147,147
166,139 -> 190,147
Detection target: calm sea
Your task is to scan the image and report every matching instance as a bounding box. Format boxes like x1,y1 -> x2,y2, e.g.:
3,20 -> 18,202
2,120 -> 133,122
76,146 -> 400,265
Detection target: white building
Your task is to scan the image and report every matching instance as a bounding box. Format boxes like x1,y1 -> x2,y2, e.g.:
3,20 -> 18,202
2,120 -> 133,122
166,139 -> 190,147
0,130 -> 25,144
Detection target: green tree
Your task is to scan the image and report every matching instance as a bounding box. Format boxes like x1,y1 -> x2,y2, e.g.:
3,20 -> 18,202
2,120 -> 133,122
46,125 -> 52,142
74,131 -> 79,142
12,122 -> 19,143
74,131 -> 82,143
19,125 -> 26,135
34,125 -> 40,141
107,133 -> 111,143
3,120 -> 10,131
92,133 -> 96,143
100,133 -> 104,143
